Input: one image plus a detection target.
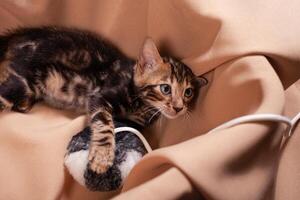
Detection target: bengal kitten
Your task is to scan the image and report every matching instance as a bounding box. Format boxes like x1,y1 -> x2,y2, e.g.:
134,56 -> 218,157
0,27 -> 207,174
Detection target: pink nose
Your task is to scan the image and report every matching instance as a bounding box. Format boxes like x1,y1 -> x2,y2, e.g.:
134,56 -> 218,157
173,106 -> 183,113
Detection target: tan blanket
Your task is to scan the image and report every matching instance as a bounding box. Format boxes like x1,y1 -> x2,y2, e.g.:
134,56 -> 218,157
0,1 -> 299,199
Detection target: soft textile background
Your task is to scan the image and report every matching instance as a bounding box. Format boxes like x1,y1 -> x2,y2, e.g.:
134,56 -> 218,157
0,0 -> 299,199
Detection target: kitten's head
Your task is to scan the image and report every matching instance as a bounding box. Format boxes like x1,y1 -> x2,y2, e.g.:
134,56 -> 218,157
134,38 -> 207,119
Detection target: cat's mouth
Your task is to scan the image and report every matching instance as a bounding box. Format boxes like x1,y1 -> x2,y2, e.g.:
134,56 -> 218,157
147,101 -> 186,119
161,108 -> 185,119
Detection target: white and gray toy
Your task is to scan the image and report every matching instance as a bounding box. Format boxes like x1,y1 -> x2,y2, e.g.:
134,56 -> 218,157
64,121 -> 149,191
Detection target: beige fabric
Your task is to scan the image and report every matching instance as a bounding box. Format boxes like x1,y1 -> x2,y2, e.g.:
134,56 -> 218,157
274,81 -> 300,200
0,0 -> 299,199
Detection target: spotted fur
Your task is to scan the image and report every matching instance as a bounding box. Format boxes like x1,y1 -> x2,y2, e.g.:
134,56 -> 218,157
0,26 -> 206,175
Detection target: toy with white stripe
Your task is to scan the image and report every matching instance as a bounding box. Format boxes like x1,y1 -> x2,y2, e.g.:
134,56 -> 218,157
64,121 -> 150,191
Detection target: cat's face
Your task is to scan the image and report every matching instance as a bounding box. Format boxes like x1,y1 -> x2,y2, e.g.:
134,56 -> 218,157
134,38 -> 206,119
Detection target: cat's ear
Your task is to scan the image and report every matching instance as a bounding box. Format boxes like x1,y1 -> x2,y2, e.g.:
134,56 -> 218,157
197,76 -> 208,87
138,37 -> 163,71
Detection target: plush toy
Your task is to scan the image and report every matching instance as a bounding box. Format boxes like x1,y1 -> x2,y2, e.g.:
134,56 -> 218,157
64,121 -> 151,191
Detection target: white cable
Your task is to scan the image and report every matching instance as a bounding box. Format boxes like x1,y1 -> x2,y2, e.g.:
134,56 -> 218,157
115,127 -> 153,152
208,113 -> 300,137
114,113 -> 300,152
291,112 -> 300,126
290,112 -> 300,137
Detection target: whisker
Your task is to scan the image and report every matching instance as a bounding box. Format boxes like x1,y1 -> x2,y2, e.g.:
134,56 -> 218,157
131,95 -> 143,103
148,107 -> 163,123
156,112 -> 164,131
184,112 -> 188,122
157,116 -> 161,130
144,107 -> 159,115
186,110 -> 197,131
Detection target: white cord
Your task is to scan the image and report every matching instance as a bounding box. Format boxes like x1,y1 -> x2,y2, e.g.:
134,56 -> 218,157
291,112 -> 300,126
290,112 -> 300,137
114,127 -> 153,152
114,113 -> 299,152
208,113 -> 300,137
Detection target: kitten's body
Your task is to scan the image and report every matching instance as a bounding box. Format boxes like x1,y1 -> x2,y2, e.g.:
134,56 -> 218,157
1,28 -> 134,114
0,27 -> 205,174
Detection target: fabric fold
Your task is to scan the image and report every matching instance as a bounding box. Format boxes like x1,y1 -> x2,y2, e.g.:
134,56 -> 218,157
0,1 -> 299,200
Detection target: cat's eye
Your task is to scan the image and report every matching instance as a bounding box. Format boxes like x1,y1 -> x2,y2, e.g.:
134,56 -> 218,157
184,88 -> 194,98
160,84 -> 171,95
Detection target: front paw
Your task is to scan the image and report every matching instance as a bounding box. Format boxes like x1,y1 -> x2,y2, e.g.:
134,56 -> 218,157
88,144 -> 115,174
